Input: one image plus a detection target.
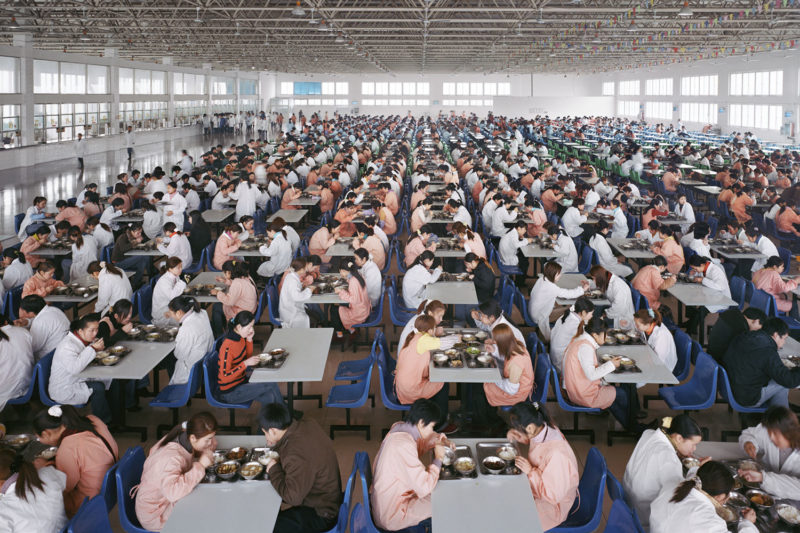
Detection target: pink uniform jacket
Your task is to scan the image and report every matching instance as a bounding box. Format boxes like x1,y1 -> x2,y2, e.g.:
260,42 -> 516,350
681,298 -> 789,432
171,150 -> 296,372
354,235 -> 386,270
632,264 -> 664,310
308,227 -> 336,263
213,233 -> 241,270
753,268 -> 798,313
396,334 -> 444,404
404,238 -> 432,267
483,350 -> 534,406
337,276 -> 371,330
651,237 -> 684,275
563,338 -> 616,409
215,277 -> 258,319
526,429 -> 580,530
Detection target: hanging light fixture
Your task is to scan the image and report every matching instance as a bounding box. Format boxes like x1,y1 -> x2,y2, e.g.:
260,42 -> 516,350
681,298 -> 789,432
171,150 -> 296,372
335,32 -> 344,43
9,16 -> 20,29
626,19 -> 638,32
194,7 -> 203,23
537,8 -> 546,24
678,2 -> 693,17
308,7 -> 318,24
318,19 -> 328,31
80,29 -> 91,41
291,1 -> 306,17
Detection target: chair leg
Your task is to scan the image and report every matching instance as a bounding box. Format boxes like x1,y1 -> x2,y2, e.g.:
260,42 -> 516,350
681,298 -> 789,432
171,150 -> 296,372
295,382 -> 323,408
560,412 -> 595,444
329,408 -> 371,441
156,407 -> 180,438
215,408 -> 252,434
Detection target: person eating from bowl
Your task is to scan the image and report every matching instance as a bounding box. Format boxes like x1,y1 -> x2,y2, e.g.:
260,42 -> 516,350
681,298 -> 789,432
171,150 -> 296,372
135,412 -> 219,532
738,406 -> 800,499
258,402 -> 342,533
370,399 -> 454,532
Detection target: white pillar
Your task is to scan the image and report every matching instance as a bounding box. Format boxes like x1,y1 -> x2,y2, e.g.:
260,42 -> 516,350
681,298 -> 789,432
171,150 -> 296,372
104,47 -> 120,135
14,33 -> 34,146
203,63 -> 213,116
163,56 -> 175,127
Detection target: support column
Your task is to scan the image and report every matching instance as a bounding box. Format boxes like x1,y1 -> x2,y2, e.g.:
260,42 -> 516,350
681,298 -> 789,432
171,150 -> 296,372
203,63 -> 213,116
163,56 -> 174,127
104,47 -> 120,135
235,70 -> 241,117
14,33 -> 34,146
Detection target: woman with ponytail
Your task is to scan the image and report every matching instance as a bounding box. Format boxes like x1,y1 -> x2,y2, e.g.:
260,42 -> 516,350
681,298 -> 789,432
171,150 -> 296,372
331,259 -> 371,340
0,446 -> 68,532
482,324 -> 534,407
650,461 -> 756,532
152,257 -> 186,327
87,260 -> 132,315
2,248 -> 33,290
549,296 -> 595,376
354,248 -> 382,308
33,404 -> 118,516
634,308 -> 677,373
135,412 -> 219,531
0,314 -> 34,412
167,296 -> 214,385
505,402 -> 579,530
352,223 -> 386,270
213,223 -> 242,270
452,221 -> 486,258
308,222 -> 339,263
256,220 -> 292,278
211,260 -> 258,336
444,198 -> 472,228
463,252 -> 496,304
623,414 -> 706,528
156,222 -> 193,270
68,224 -> 97,282
404,225 -> 437,267
403,251 -> 443,309
21,260 -> 65,299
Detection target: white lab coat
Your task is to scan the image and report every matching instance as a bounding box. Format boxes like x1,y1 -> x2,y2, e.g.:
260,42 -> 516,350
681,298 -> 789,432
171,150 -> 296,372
675,203 -> 696,234
604,274 -> 635,328
491,206 -> 517,237
74,138 -> 86,158
152,272 -> 186,328
184,189 -> 201,213
700,262 -> 731,313
49,332 -> 110,405
282,225 -> 301,256
94,269 -> 133,315
647,323 -> 677,372
750,235 -> 779,272
232,182 -> 258,219
562,207 -> 587,237
0,466 -> 68,533
528,277 -> 585,342
553,233 -> 579,272
607,207 -> 629,239
403,264 -> 442,309
498,230 -> 528,266
162,191 -> 187,230
650,485 -> 757,533
70,235 -> 98,281
623,429 -> 690,529
589,234 -> 633,278
29,305 -> 70,361
0,325 -> 33,411
740,423 -> 800,499
157,233 -> 193,270
2,258 -> 33,290
453,206 -> 472,228
143,210 -> 162,240
359,259 -> 382,307
550,311 -> 582,376
257,232 -> 292,278
278,271 -> 312,328
124,130 -> 135,148
473,314 -> 525,344
17,206 -> 44,240
170,309 -> 214,385
92,225 -> 114,253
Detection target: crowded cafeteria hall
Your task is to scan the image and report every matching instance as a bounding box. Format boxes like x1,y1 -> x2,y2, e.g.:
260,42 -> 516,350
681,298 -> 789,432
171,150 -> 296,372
1,2 -> 800,532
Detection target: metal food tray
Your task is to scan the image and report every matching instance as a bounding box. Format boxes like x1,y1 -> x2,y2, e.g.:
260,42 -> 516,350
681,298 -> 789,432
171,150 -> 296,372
90,346 -> 132,366
475,442 -> 522,476
439,445 -> 477,480
431,350 -> 465,369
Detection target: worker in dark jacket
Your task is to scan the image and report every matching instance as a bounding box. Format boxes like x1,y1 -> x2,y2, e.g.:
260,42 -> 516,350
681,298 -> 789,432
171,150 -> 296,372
707,307 -> 766,361
464,252 -> 497,305
258,402 -> 342,533
721,318 -> 800,408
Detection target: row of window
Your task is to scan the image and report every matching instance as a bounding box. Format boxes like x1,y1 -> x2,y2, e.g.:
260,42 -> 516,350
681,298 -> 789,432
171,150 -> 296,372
277,98 -> 350,107
277,81 -> 511,97
606,70 -> 785,97
279,82 -> 350,95
618,100 -> 786,131
729,104 -> 783,130
442,82 -> 511,96
363,82 -> 430,96
644,101 -> 673,120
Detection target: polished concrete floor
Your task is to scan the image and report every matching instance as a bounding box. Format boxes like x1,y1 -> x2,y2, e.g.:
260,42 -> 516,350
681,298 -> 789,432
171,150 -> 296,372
0,131 -> 245,235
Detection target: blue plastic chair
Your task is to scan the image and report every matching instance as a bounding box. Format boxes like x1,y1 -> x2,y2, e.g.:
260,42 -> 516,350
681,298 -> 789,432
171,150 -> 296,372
658,350 -> 718,411
779,247 -> 792,276
203,242 -> 221,272
393,242 -> 408,274
115,447 -> 154,533
202,351 -> 252,433
134,285 -> 153,324
672,329 -> 692,382
335,330 -> 379,381
605,469 -> 645,531
352,289 -> 386,352
575,246 -> 595,275
37,351 -> 87,408
3,286 -> 23,321
551,369 -> 602,444
531,351 -> 551,405
376,330 -> 410,412
388,289 -> 415,330
326,362 -> 374,440
549,447 -> 607,533
100,463 -> 117,511
729,276 -> 747,310
149,358 -> 204,437
350,503 -> 378,533
13,213 -> 25,234
67,495 -> 113,533
323,454 -> 360,533
266,285 -> 282,328
499,282 -> 515,316
603,500 -> 641,533
182,248 -> 206,275
101,244 -> 114,264
718,365 -> 767,440
514,287 -> 538,328
750,288 -> 800,333
7,361 -> 37,406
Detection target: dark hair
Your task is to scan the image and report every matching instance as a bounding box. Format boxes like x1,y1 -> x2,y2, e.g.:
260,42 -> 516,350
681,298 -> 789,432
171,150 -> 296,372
33,404 -> 116,460
109,299 -> 134,321
575,316 -> 606,340
762,317 -> 789,338
168,295 -> 201,314
0,448 -> 44,502
671,461 -> 733,502
412,250 -> 436,268
589,265 -> 611,293
762,406 -> 800,449
161,411 -> 219,449
765,256 -> 784,269
222,260 -> 250,279
88,260 -> 124,278
290,257 -> 307,272
228,310 -> 255,331
742,307 -> 767,325
659,225 -> 674,237
36,260 -> 56,274
161,256 -> 184,275
402,315 -> 437,350
257,402 -> 292,432
634,308 -> 662,326
338,259 -> 366,288
478,299 -> 503,320
661,414 -> 702,439
403,399 -> 445,429
68,225 -> 84,249
20,294 -> 46,314
509,402 -> 553,431
688,255 -> 710,268
34,226 -> 51,237
268,220 -> 288,239
56,200 -> 68,209
163,222 -> 180,234
558,296 -> 595,324
652,255 -> 668,268
542,261 -> 563,283
70,312 -> 101,332
647,220 -> 661,231
3,247 -> 25,264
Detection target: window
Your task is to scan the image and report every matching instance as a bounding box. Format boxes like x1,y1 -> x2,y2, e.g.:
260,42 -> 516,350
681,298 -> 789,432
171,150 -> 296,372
729,104 -> 783,130
645,78 -> 673,96
322,99 -> 334,106
456,99 -> 469,106
680,102 -> 717,124
375,98 -> 388,106
456,82 -> 469,95
213,77 -> 235,95
1,105 -> 20,144
602,81 -> 614,96
280,81 -> 294,95
730,70 -> 783,96
293,82 -> 321,95
375,82 -> 389,95
619,80 -> 640,96
322,82 -> 335,94
362,99 -> 375,106
34,101 -> 110,143
417,99 -> 430,106
497,82 -> 511,95
0,57 -> 20,93
33,60 -> 60,93
470,82 -> 483,96
118,67 -> 134,95
175,74 -> 206,95
417,82 -> 430,95
484,82 -> 497,96
150,71 -> 165,95
402,99 -> 415,106
335,82 -> 348,95
59,63 -> 85,94
86,65 -> 108,94
335,99 -> 348,106
389,82 -> 402,96
403,82 -> 416,96
240,79 -> 258,95
617,100 -> 639,116
134,69 -> 151,95
442,99 -> 455,106
361,82 -> 374,95
680,75 -> 718,96
443,82 -> 455,95
645,101 -> 672,120
471,99 -> 483,106
484,99 -> 494,107
307,98 -> 321,106
389,98 -> 401,106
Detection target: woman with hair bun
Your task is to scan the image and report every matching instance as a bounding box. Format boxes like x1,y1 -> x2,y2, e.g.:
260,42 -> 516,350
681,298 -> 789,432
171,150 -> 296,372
167,296 -> 214,385
0,446 -> 68,531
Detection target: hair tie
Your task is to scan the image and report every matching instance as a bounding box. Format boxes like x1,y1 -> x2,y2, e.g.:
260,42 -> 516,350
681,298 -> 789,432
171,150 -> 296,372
181,420 -> 188,430
648,308 -> 655,318
412,327 -> 419,334
532,401 -> 539,409
662,416 -> 672,429
692,476 -> 702,490
100,261 -> 107,269
48,405 -> 63,418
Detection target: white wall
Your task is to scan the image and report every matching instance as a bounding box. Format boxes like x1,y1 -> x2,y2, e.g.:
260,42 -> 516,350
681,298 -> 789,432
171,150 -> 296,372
600,49 -> 800,143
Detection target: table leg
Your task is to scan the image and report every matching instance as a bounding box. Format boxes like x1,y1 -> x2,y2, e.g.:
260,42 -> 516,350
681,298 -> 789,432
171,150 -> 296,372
111,379 -> 148,442
294,382 -> 322,408
286,381 -> 295,418
699,307 -> 707,346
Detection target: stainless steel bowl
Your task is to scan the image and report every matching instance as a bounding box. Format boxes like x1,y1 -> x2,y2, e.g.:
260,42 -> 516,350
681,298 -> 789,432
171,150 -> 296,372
726,491 -> 749,509
215,460 -> 239,480
776,503 -> 800,525
54,286 -> 70,295
746,489 -> 774,510
145,332 -> 161,342
109,345 -> 126,355
441,448 -> 455,466
128,327 -> 141,336
258,353 -> 273,364
717,505 -> 738,524
432,352 -> 448,365
476,354 -> 493,366
682,457 -> 700,469
141,324 -> 158,333
95,350 -> 110,359
497,445 -> 518,462
37,446 -> 58,460
461,334 -> 477,343
453,456 -> 475,475
212,450 -> 227,464
482,456 -> 506,475
225,447 -> 248,461
239,461 -> 263,480
101,355 -> 120,366
164,327 -> 179,336
73,288 -> 89,297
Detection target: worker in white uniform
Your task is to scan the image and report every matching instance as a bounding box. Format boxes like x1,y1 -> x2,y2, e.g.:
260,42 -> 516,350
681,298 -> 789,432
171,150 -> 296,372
589,220 -> 633,278
162,182 -> 187,231
257,222 -> 293,279
0,323 -> 33,411
528,261 -> 589,342
278,258 -> 313,328
548,225 -> 579,273
589,265 -> 635,328
549,297 -> 595,376
156,222 -> 193,270
402,251 -> 442,310
561,198 -> 587,238
738,406 -> 800,500
151,257 -> 187,328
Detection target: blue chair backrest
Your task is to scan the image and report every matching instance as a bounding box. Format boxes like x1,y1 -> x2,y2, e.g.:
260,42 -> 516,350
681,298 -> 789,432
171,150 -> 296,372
718,365 -> 767,414
13,213 -> 25,234
707,216 -> 719,238
577,246 -> 595,274
375,332 -> 408,411
673,330 -> 692,381
135,285 -> 153,324
692,350 -> 720,398
603,499 -> 640,533
266,285 -> 281,325
531,351 -> 551,404
67,495 -> 113,533
766,217 -> 777,237
37,350 -> 58,406
100,464 -> 118,511
350,503 -> 378,533
5,286 -> 23,321
606,469 -> 626,501
101,244 -> 114,264
569,447 -> 607,527
355,451 -> 374,516
388,289 -> 415,327
202,351 -> 221,398
115,447 -> 150,533
525,332 -> 541,356
779,247 -> 792,276
750,289 -> 775,317
730,276 -> 746,309
203,242 -> 220,271
499,283 -> 515,315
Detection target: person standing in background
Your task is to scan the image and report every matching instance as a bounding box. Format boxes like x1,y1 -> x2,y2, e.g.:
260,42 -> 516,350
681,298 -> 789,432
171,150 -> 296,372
124,125 -> 135,164
74,133 -> 86,171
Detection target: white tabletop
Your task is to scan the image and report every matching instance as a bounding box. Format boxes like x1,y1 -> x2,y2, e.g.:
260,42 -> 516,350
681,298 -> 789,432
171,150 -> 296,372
429,358 -> 502,384
309,293 -> 346,304
326,243 -> 354,257
45,292 -> 97,304
667,283 -> 737,309
78,340 -> 175,380
694,441 -> 745,461
289,196 -> 320,206
695,185 -> 722,195
425,281 -> 478,305
608,238 -> 656,260
162,436 -> 281,533
779,335 -> 800,358
201,209 -> 235,224
267,209 -> 308,224
711,245 -> 766,261
434,248 -> 467,258
124,249 -> 164,256
433,438 -> 543,533
31,247 -> 72,257
187,272 -> 226,303
248,327 -> 333,383
551,273 -> 611,306
0,234 -> 19,248
521,244 -> 558,259
115,215 -> 144,223
597,344 -> 679,385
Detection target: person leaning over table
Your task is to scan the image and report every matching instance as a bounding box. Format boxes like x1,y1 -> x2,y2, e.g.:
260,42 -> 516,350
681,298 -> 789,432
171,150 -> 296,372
134,412 -> 219,532
257,220 -> 293,279
563,317 -> 641,433
478,323 -> 534,411
21,260 -> 64,299
588,264 -> 635,329
752,255 -> 799,314
589,219 -> 634,279
650,224 -> 685,275
499,220 -> 531,288
213,223 -> 242,270
0,445 -> 68,533
397,299 -> 453,352
33,404 -> 118,517
354,248 -> 382,309
471,299 -> 525,344
738,406 -> 800,500
0,315 -> 33,413
681,255 -> 732,332
16,294 -> 69,361
707,307 -> 766,362
156,222 -> 193,271
370,399 -> 454,532
330,259 -> 371,343
20,225 -> 54,269
404,225 -> 437,268
88,261 -> 132,316
110,223 -> 151,289
2,248 -> 33,291
258,402 -> 342,533
402,250 -> 442,310
633,308 -> 677,375
152,257 -> 186,328
164,296 -> 213,385
504,402 -> 579,531
649,461 -> 757,533
463,251 -> 497,305
210,260 -> 257,338
623,414 -> 706,529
